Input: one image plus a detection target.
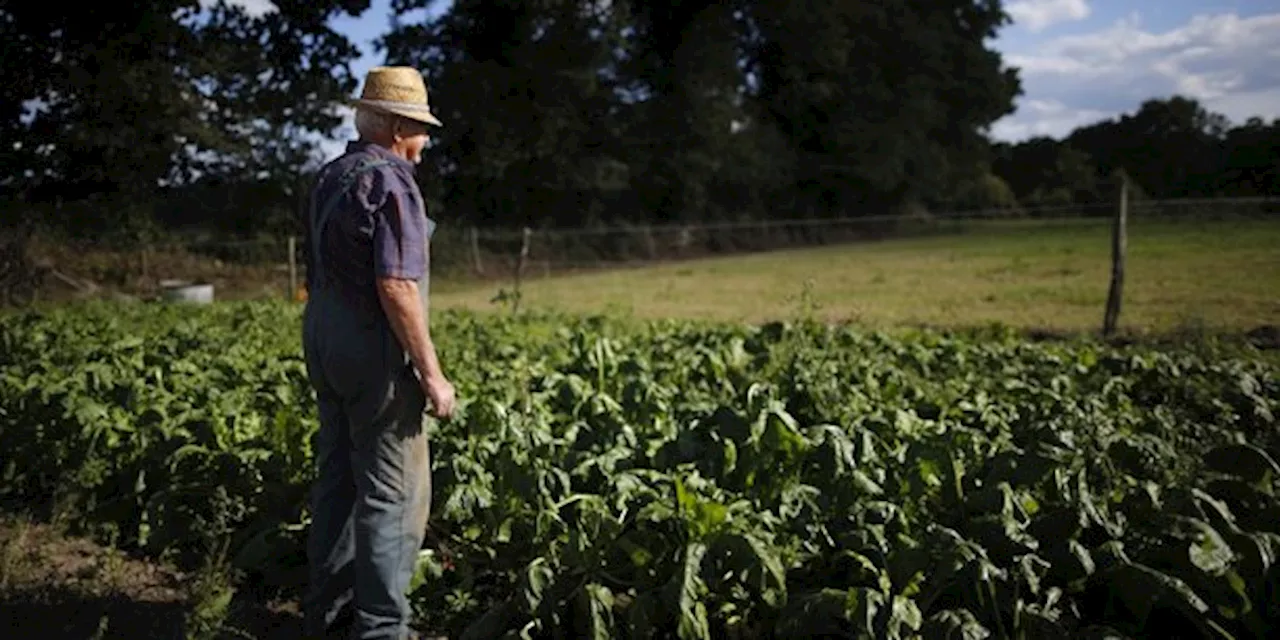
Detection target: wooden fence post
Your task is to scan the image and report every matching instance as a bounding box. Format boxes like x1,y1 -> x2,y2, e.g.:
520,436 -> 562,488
140,246 -> 150,292
287,235 -> 298,301
469,226 -> 484,276
1103,174 -> 1128,337
513,227 -> 531,313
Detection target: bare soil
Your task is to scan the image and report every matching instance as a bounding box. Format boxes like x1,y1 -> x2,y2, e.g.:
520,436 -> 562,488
0,517 -> 305,639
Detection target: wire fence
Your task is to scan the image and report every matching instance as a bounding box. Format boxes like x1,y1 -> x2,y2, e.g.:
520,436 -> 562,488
3,195 -> 1277,304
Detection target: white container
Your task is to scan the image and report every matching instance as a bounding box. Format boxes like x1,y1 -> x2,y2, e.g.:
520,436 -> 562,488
161,282 -> 214,304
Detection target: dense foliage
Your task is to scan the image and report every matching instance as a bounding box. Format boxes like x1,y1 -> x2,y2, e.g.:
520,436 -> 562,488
383,0 -> 1019,224
2,302 -> 1279,638
993,97 -> 1280,207
0,0 -> 371,237
5,1 -> 1278,239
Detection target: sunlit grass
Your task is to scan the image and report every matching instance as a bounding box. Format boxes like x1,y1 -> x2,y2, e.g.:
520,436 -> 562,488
433,218 -> 1280,335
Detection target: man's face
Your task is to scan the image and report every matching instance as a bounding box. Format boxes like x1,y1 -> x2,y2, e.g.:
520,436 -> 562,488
396,118 -> 431,164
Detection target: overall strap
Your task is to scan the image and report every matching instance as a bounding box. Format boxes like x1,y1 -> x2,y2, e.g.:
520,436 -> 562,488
309,157 -> 393,289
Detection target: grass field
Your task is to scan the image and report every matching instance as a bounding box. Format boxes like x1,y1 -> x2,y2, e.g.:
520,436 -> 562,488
433,218 -> 1280,336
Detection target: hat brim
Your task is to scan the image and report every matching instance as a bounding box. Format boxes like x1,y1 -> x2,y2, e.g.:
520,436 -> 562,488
351,98 -> 443,127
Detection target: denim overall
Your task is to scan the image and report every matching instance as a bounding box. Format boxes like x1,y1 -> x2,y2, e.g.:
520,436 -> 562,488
301,157 -> 435,639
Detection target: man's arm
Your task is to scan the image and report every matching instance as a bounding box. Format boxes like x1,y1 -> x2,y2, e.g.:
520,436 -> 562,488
378,277 -> 455,418
368,171 -> 434,375
369,174 -> 455,417
376,277 -> 443,382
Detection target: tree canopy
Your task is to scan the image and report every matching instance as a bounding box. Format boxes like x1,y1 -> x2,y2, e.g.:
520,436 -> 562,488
994,96 -> 1280,208
2,0 -> 1276,238
381,0 -> 1021,225
1,0 -> 370,237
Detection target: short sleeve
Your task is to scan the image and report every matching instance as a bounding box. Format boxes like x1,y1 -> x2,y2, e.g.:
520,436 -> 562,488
372,172 -> 428,281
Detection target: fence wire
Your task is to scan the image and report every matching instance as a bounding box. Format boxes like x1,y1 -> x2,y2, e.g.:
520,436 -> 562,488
0,196 -> 1274,303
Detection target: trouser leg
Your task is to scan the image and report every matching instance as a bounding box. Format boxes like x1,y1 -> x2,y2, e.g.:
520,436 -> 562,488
350,365 -> 433,640
303,392 -> 357,637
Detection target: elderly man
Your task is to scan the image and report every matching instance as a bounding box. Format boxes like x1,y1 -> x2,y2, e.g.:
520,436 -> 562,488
300,66 -> 455,640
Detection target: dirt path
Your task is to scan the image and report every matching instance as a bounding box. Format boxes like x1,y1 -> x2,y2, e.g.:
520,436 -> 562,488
0,517 -> 305,639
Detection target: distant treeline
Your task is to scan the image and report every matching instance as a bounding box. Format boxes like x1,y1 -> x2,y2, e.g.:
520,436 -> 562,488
2,1 -> 1276,243
993,96 -> 1279,209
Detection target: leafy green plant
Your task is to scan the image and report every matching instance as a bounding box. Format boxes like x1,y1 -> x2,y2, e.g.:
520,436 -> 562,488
0,301 -> 1277,638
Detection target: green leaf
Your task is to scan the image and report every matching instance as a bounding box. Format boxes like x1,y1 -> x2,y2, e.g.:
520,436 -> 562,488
917,455 -> 943,490
1204,443 -> 1280,488
1225,531 -> 1280,584
1018,554 -> 1052,596
1105,562 -> 1209,625
732,532 -> 789,608
1076,470 -> 1124,538
665,543 -> 709,640
409,550 -> 445,593
851,469 -> 884,496
966,514 -> 1038,563
1027,506 -> 1088,542
1043,538 -> 1095,586
1184,518 -> 1236,576
721,439 -> 738,475
921,608 -> 991,639
517,557 -> 555,615
890,594 -> 923,633
773,589 -> 853,637
577,583 -> 615,640
946,446 -> 966,506
1013,604 -> 1071,639
618,533 -> 655,569
846,587 -> 888,634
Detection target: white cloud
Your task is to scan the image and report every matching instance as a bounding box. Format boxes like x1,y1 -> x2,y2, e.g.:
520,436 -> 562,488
1006,0 -> 1091,33
989,99 -> 1109,141
992,11 -> 1280,140
199,0 -> 278,18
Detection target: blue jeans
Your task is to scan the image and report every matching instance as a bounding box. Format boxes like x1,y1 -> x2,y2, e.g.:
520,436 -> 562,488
302,300 -> 431,639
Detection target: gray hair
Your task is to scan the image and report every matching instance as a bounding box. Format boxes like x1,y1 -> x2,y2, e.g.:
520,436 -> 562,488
355,107 -> 401,139
353,108 -> 391,139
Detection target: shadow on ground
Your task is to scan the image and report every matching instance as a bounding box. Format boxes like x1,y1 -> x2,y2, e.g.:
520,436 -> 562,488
0,587 -> 305,639
1,587 -> 186,638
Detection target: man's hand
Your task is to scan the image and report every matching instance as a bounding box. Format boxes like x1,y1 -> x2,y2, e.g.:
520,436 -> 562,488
421,373 -> 456,419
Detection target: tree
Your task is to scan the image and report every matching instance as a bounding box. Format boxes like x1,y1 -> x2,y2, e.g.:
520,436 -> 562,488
745,0 -> 1020,216
1218,117 -> 1280,197
1067,96 -> 1229,199
951,171 -> 1020,212
621,0 -> 791,223
991,137 -> 1098,207
0,0 -> 370,237
989,95 -> 1280,206
383,0 -> 1022,228
381,0 -> 634,228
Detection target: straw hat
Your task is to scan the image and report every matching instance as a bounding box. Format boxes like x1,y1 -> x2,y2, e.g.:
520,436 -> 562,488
351,66 -> 443,127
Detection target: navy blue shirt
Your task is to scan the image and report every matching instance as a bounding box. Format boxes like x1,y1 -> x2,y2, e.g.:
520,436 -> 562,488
304,141 -> 432,320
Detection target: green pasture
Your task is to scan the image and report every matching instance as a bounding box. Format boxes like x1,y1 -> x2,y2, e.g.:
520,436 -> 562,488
434,218 -> 1280,335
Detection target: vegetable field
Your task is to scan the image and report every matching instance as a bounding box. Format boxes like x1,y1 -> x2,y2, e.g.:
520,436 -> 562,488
2,301 -> 1279,639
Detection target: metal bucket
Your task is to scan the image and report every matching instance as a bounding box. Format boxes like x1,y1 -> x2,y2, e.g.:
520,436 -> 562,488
160,281 -> 214,304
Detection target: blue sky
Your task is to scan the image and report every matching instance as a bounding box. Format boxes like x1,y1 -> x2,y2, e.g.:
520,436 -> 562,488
217,0 -> 1280,146
989,0 -> 1280,140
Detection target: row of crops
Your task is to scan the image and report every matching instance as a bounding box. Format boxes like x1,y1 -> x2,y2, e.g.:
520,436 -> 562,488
1,301 -> 1278,638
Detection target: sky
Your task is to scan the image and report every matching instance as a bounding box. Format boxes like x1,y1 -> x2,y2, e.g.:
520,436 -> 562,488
214,0 -> 1280,148
990,0 -> 1280,140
